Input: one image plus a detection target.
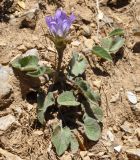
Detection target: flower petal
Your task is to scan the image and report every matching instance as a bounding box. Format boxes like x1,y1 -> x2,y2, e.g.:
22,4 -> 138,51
69,13 -> 76,23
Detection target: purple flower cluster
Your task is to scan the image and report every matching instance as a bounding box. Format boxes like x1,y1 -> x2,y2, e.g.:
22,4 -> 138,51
45,9 -> 75,37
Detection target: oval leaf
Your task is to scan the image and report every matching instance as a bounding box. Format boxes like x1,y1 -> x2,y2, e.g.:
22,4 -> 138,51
92,46 -> 112,61
70,134 -> 79,153
26,66 -> 52,77
109,37 -> 125,53
101,38 -> 113,51
52,125 -> 71,156
90,102 -> 103,122
84,115 -> 101,141
75,78 -> 100,103
11,55 -> 39,71
68,53 -> 87,76
57,91 -> 80,106
109,28 -> 124,36
37,92 -> 55,124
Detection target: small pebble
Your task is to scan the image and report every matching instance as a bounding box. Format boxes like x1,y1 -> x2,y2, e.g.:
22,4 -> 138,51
127,91 -> 137,104
114,145 -> 122,153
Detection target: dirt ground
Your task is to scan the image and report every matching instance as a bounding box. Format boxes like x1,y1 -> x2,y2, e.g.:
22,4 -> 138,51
0,0 -> 140,160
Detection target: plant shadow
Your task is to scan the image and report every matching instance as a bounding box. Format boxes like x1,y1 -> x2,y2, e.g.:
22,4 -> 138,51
132,42 -> 140,53
107,0 -> 130,9
92,67 -> 110,77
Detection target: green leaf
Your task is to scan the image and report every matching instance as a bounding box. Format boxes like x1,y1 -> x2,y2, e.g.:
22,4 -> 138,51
89,102 -> 103,122
84,115 -> 101,141
26,66 -> 52,77
109,28 -> 124,36
37,92 -> 55,124
101,38 -> 113,51
57,91 -> 80,106
70,134 -> 79,153
92,46 -> 112,61
75,78 -> 100,103
52,125 -> 71,156
68,53 -> 87,76
109,37 -> 125,53
11,55 -> 39,71
83,101 -> 103,122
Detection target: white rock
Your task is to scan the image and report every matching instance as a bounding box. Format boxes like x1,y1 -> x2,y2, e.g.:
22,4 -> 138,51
0,148 -> 23,160
0,66 -> 9,81
23,48 -> 39,58
107,130 -> 115,142
114,145 -> 122,152
127,91 -> 137,104
71,40 -> 81,47
0,115 -> 16,132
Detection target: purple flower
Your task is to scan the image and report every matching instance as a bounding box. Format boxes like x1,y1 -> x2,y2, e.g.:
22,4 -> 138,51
45,9 -> 75,37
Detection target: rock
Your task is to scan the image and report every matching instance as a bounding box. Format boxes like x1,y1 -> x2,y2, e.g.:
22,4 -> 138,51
93,79 -> 102,88
20,4 -> 39,29
0,114 -> 16,134
136,128 -> 140,139
120,121 -> 134,134
83,37 -> 94,50
17,44 -> 27,52
80,151 -> 88,158
0,148 -> 23,160
131,103 -> 140,116
23,48 -> 39,58
60,154 -> 72,160
110,92 -> 120,103
77,7 -> 93,23
83,156 -> 91,160
107,130 -> 115,142
126,149 -> 140,160
33,130 -> 43,136
135,87 -> 140,93
0,66 -> 13,108
127,91 -> 137,104
71,40 -> 81,47
114,145 -> 122,153
82,25 -> 91,37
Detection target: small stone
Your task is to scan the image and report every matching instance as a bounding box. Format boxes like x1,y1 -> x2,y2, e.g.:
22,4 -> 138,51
127,91 -> 137,104
83,156 -> 91,160
93,79 -> 102,88
136,128 -> 140,139
71,40 -> 81,47
82,25 -> 91,37
83,37 -> 94,50
107,130 -> 115,142
126,149 -> 140,160
77,7 -> 93,23
17,44 -> 27,52
114,145 -> 122,153
0,66 -> 9,81
131,103 -> 140,117
20,4 -> 39,29
120,121 -> 134,134
0,66 -> 13,108
80,151 -> 88,158
33,130 -> 43,136
60,154 -> 72,160
135,87 -> 140,93
23,48 -> 39,58
0,115 -> 16,134
0,148 -> 23,160
110,92 -> 120,103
